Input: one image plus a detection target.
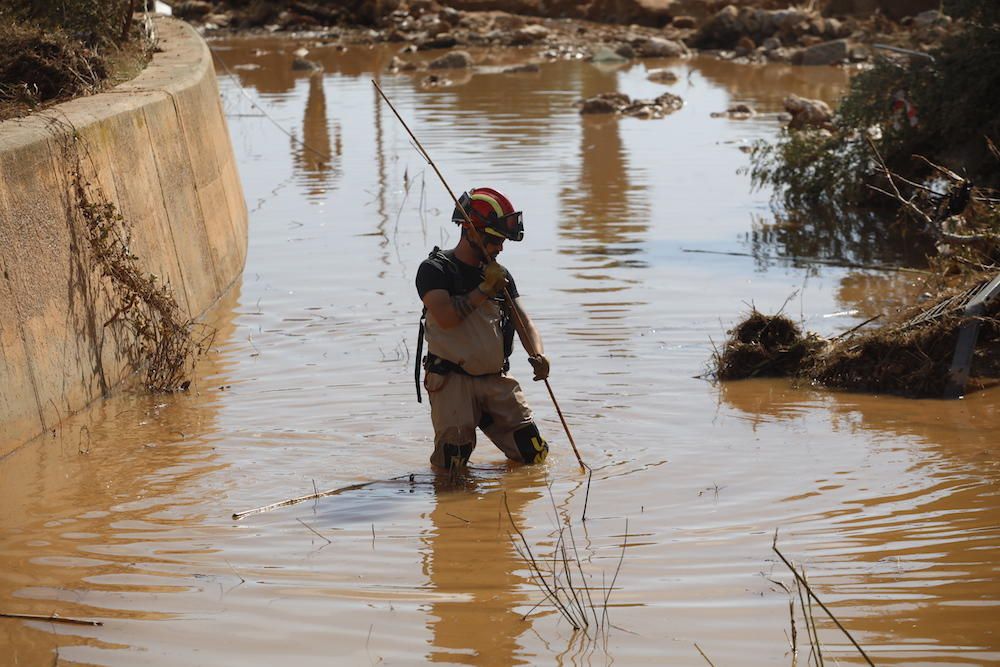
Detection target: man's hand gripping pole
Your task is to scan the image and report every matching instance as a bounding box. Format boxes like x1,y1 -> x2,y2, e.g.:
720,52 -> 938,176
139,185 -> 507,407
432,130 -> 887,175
372,79 -> 587,472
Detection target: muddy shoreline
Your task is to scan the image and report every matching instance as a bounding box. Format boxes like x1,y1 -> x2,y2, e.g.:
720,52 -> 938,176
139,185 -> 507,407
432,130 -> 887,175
183,0 -> 957,68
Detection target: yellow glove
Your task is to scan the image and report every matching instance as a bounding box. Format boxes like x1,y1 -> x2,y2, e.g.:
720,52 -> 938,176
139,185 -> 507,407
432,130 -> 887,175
478,262 -> 507,297
528,354 -> 550,381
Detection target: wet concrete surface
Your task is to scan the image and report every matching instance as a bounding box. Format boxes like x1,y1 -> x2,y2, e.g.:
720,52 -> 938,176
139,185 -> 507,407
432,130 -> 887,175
1,41 -> 997,666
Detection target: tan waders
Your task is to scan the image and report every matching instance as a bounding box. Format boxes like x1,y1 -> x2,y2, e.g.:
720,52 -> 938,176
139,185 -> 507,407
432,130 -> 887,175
418,246 -> 548,470
425,370 -> 548,469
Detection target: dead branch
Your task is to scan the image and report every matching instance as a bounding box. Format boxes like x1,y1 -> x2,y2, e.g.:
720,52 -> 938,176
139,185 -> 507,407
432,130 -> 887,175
0,611 -> 102,626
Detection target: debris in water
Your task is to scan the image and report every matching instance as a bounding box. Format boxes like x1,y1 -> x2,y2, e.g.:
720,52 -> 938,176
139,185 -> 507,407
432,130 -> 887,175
577,91 -> 683,119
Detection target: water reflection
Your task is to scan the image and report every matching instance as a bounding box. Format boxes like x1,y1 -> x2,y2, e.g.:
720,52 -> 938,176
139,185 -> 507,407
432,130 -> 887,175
559,65 -> 649,274
293,72 -> 340,196
422,475 -> 542,665
691,56 -> 851,113
0,288 -> 243,665
745,209 -> 934,270
718,378 -> 1000,661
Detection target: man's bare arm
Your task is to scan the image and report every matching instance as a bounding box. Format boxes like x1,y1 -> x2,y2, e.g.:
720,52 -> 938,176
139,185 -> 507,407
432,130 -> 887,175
422,288 -> 490,330
511,297 -> 544,357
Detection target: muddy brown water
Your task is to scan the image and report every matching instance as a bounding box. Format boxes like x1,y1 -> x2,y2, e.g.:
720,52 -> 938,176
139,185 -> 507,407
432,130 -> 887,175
2,41 -> 998,666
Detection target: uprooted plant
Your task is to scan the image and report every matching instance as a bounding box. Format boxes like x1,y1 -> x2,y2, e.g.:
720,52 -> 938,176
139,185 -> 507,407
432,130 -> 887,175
503,489 -> 627,642
67,132 -> 209,392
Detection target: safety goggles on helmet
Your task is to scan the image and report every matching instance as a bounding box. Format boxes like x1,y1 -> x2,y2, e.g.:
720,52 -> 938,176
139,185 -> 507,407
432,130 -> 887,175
453,190 -> 524,242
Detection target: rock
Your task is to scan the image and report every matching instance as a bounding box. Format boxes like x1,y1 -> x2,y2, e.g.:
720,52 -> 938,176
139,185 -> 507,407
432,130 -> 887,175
647,68 -> 678,84
580,95 -> 624,114
673,15 -> 697,30
439,6 -> 461,25
428,50 -> 472,69
652,91 -> 683,114
511,24 -> 549,45
204,12 -> 231,28
715,103 -> 755,119
762,36 -> 781,51
422,74 -> 453,87
615,43 -> 636,59
387,55 -> 418,72
849,44 -> 870,62
784,94 -> 832,130
638,37 -> 687,58
173,1 -> 212,20
591,46 -> 629,63
912,10 -> 949,29
735,35 -> 755,56
502,63 -> 540,73
419,33 -> 458,50
800,39 -> 848,66
292,57 -> 322,71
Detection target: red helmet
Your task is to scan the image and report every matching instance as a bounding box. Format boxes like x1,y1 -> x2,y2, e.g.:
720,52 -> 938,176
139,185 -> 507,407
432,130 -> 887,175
452,187 -> 524,242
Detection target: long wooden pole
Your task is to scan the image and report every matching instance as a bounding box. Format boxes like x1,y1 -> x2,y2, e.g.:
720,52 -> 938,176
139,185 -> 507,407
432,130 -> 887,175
372,80 -> 587,471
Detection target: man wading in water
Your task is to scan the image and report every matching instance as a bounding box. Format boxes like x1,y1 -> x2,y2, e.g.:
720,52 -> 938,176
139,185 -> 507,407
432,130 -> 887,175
415,187 -> 551,470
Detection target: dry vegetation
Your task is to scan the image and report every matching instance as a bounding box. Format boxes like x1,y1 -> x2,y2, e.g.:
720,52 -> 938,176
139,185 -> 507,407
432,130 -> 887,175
0,0 -> 153,120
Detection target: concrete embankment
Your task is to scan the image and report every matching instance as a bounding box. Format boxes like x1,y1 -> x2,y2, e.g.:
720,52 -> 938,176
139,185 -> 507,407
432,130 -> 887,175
0,17 -> 247,456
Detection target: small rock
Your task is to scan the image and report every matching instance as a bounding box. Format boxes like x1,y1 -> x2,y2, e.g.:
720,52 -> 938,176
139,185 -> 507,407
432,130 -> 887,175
292,57 -> 322,72
511,24 -> 549,45
647,68 -> 678,84
735,35 -> 755,56
173,0 -> 212,20
849,45 -> 870,62
419,33 -> 458,50
615,43 -> 636,59
762,36 -> 782,51
204,12 -> 230,28
800,39 -> 848,66
912,10 -> 949,29
653,91 -> 683,114
591,46 -> 628,63
580,97 -> 621,114
428,50 -> 472,69
422,74 -> 453,87
579,92 -> 631,114
715,103 -> 755,119
784,94 -> 832,130
638,36 -> 686,58
672,15 -> 697,30
502,63 -> 540,74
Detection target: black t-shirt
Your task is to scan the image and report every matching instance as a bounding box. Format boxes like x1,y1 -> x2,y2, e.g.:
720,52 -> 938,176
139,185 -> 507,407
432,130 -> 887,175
415,248 -> 519,301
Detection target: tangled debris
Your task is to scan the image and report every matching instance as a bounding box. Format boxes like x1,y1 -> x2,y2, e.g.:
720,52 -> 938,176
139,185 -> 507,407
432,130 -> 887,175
714,310 -> 822,381
714,278 -> 1000,398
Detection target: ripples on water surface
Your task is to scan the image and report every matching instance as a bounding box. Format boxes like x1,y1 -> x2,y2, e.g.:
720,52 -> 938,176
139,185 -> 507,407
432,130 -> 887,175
1,41 -> 997,666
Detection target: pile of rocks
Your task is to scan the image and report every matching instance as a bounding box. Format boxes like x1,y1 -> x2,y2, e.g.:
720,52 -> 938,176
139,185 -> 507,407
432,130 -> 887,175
173,0 -> 960,70
578,91 -> 684,119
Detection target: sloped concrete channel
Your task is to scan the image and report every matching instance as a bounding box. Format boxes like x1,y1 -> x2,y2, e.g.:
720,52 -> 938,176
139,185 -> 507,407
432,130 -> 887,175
0,18 -> 247,456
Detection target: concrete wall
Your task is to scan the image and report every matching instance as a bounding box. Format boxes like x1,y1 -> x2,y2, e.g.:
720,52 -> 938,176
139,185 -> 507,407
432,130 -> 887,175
0,18 -> 247,456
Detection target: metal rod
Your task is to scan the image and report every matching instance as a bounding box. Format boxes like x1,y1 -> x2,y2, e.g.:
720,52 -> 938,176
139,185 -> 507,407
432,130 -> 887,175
372,79 -> 587,471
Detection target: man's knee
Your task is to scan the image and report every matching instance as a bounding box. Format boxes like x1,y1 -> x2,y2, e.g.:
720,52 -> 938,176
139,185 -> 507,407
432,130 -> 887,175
513,422 -> 548,465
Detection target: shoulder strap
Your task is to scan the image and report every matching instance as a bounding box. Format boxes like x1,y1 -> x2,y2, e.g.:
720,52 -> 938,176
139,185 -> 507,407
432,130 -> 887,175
415,307 -> 426,403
